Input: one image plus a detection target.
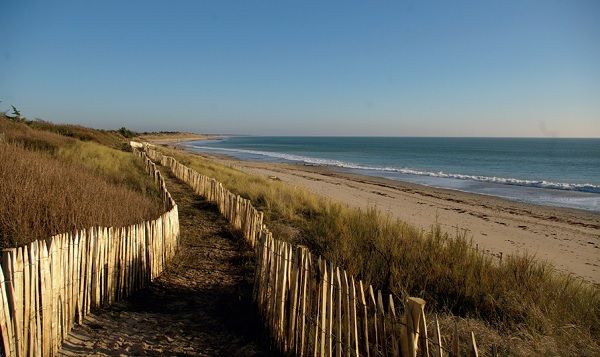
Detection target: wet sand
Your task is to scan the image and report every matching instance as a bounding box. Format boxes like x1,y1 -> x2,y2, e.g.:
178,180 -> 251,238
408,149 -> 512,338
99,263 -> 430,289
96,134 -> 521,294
151,135 -> 600,284
192,151 -> 600,284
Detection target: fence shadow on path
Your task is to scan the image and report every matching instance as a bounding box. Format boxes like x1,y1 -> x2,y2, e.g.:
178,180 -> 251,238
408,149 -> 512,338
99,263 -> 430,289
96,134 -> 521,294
59,168 -> 277,356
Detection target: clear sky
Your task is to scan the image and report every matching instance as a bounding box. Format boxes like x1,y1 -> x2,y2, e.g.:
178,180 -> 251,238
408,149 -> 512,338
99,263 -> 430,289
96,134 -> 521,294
1,0 -> 599,137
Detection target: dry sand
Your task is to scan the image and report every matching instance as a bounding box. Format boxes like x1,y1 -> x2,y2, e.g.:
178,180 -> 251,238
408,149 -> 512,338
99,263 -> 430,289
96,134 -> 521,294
59,165 -> 274,356
136,132 -> 220,145
175,148 -> 599,284
152,136 -> 599,283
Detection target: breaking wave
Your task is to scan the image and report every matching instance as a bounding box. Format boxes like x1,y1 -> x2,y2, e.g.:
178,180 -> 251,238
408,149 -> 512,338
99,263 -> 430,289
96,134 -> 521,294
190,145 -> 600,194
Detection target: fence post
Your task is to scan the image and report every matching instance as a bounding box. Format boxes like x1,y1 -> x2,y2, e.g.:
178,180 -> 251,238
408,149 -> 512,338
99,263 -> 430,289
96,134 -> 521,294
405,297 -> 426,357
388,295 -> 399,357
40,240 -> 51,356
23,245 -> 33,356
334,268 -> 342,357
359,280 -> 369,357
320,259 -> 329,357
350,277 -> 359,357
288,246 -> 301,353
298,249 -> 309,357
433,314 -> 443,357
342,270 -> 351,357
135,144 -> 488,357
377,290 -> 387,355
0,263 -> 13,357
469,332 -> 479,357
369,285 -> 377,354
0,250 -> 16,357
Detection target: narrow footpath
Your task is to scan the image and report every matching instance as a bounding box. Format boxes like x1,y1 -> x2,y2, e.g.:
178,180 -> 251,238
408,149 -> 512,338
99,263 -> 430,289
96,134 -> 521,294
59,167 -> 274,356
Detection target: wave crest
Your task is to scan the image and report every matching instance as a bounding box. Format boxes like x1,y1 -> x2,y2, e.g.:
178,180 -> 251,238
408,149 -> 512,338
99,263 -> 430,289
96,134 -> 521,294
190,145 -> 600,194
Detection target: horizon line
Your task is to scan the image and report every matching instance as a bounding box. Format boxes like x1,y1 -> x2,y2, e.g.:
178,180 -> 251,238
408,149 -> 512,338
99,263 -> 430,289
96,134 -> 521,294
193,134 -> 600,139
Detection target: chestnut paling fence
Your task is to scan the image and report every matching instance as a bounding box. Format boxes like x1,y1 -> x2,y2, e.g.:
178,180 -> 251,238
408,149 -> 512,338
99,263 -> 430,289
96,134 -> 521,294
0,140 -> 485,357
0,149 -> 179,357
145,145 -> 484,357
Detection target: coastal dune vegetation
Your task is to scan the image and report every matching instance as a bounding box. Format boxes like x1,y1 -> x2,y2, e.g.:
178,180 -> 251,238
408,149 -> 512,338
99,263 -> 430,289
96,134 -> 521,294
0,114 -> 163,248
1,109 -> 597,355
157,144 -> 600,356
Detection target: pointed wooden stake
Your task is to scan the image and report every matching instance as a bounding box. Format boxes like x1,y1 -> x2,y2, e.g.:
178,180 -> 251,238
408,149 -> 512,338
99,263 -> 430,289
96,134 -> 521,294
469,331 -> 479,357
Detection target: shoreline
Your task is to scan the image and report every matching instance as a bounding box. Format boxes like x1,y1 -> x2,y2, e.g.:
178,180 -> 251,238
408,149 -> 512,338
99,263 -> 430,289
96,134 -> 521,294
178,139 -> 600,211
177,138 -> 599,215
136,133 -> 223,145
173,143 -> 600,284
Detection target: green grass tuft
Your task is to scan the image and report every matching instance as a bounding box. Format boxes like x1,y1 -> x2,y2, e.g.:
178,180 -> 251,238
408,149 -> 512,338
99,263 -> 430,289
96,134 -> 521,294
159,145 -> 600,356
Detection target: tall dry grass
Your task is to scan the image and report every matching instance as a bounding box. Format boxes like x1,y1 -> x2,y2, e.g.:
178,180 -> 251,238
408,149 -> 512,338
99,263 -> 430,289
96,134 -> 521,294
0,115 -> 75,152
0,116 -> 160,196
0,116 -> 163,248
27,119 -> 128,149
160,145 -> 600,356
0,143 -> 163,248
57,141 -> 160,196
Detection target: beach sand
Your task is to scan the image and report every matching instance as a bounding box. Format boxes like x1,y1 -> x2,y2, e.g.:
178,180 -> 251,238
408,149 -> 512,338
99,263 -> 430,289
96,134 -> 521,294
154,136 -> 600,284
193,151 -> 599,284
136,133 -> 220,145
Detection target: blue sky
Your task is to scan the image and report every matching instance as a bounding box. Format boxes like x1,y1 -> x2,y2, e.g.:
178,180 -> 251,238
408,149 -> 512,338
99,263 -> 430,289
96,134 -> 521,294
1,0 -> 599,137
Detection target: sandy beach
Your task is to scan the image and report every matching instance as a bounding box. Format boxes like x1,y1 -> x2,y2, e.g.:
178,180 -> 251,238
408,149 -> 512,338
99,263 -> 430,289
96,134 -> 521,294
162,139 -> 600,284
136,133 -> 220,145
155,135 -> 600,283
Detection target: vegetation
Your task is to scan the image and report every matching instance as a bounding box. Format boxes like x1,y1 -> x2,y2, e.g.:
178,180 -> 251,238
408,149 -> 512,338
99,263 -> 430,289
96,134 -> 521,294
117,127 -> 137,138
27,119 -> 129,149
1,105 -> 596,354
157,145 -> 600,356
6,105 -> 25,122
0,114 -> 163,248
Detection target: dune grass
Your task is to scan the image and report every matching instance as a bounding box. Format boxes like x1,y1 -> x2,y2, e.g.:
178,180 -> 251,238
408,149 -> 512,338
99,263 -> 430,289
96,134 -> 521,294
0,115 -> 163,248
27,119 -> 129,149
57,141 -> 159,196
0,115 -> 159,196
159,145 -> 600,356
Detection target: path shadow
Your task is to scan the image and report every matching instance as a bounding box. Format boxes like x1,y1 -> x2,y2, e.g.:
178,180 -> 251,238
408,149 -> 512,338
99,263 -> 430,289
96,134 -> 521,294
59,168 -> 279,356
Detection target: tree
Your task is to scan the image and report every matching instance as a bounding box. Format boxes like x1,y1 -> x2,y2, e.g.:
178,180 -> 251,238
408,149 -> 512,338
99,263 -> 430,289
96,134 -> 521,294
7,105 -> 24,122
117,127 -> 137,138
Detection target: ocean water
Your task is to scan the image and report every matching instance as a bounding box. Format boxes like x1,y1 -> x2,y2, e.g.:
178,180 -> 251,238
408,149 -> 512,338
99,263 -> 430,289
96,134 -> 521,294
186,137 -> 600,212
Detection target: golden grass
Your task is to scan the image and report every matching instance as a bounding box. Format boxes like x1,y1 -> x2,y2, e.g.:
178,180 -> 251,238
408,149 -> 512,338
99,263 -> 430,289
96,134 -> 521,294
0,116 -> 163,248
57,141 -> 159,196
27,119 -> 128,149
0,143 -> 163,248
0,115 -> 75,152
0,115 -> 159,196
158,145 -> 600,356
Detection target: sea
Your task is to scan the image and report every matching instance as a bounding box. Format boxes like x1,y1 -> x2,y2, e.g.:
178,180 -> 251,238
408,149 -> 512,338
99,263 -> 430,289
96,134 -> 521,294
185,136 -> 600,212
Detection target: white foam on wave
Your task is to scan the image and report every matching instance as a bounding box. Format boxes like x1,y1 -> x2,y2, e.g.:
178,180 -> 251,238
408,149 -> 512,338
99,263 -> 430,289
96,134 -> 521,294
190,145 -> 600,194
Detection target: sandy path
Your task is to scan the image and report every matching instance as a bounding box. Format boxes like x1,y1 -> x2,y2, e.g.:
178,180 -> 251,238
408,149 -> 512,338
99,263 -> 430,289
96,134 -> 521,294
59,167 -> 275,356
202,157 -> 599,284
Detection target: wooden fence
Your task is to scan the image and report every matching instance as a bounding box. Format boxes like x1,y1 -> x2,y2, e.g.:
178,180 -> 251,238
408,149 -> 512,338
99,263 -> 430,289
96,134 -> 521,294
0,149 -> 180,357
144,145 -> 482,357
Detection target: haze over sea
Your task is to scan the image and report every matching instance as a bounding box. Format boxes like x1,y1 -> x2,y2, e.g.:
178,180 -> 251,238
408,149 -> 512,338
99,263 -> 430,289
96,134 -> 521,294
188,136 -> 600,212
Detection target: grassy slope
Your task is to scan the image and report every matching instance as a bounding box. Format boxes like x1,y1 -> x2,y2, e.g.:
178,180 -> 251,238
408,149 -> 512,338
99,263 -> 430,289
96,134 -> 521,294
26,119 -> 129,149
0,115 -> 163,248
158,145 -> 599,356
